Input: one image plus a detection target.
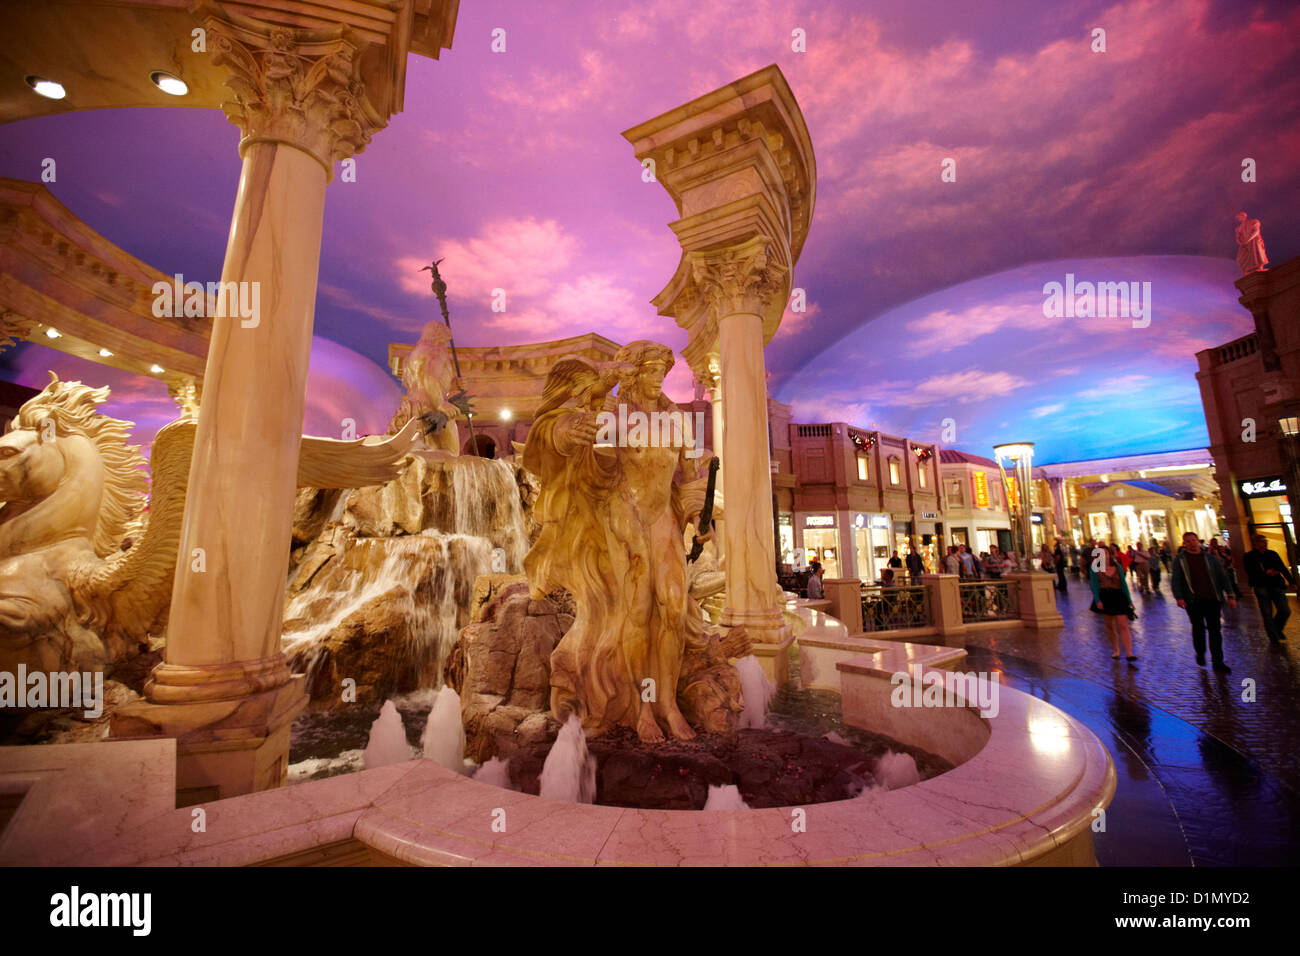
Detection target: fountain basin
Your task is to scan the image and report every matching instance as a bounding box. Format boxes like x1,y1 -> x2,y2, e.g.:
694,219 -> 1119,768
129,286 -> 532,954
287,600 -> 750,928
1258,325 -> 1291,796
1,641 -> 1114,866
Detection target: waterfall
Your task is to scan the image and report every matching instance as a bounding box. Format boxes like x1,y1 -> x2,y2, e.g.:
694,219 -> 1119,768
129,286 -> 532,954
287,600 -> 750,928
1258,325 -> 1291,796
539,715 -> 597,803
283,454 -> 534,699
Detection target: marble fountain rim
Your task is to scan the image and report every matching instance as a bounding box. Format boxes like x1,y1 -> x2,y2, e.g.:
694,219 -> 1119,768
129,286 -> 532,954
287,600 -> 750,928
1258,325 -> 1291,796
345,675 -> 1116,866
11,661 -> 1114,866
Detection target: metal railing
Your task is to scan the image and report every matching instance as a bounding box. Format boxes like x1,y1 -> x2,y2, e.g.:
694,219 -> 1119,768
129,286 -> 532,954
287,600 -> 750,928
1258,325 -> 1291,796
860,584 -> 931,631
959,580 -> 1020,622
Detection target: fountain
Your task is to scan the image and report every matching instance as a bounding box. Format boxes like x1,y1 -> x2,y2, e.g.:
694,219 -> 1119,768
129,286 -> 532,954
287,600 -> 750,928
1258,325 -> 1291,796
363,700 -> 413,770
538,715 -> 596,804
421,687 -> 466,771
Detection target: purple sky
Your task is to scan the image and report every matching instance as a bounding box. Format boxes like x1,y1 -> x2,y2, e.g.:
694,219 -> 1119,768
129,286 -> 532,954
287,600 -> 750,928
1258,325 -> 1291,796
1,0 -> 1297,462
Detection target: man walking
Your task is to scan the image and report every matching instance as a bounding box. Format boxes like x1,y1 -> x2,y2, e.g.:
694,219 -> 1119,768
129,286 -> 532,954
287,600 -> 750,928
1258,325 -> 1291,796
943,545 -> 961,576
905,547 -> 924,584
1244,534 -> 1294,643
958,543 -> 977,579
805,561 -> 825,600
1170,532 -> 1238,672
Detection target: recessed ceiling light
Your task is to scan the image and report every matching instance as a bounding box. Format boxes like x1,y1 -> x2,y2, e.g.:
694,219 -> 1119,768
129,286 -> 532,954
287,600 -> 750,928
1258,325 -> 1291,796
500,408 -> 512,421
98,348 -> 113,357
26,76 -> 66,100
150,71 -> 187,96
45,327 -> 61,338
150,364 -> 164,374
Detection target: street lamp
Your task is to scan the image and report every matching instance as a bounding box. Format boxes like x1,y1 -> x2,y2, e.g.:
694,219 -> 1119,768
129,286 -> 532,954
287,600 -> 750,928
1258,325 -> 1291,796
994,442 -> 1036,571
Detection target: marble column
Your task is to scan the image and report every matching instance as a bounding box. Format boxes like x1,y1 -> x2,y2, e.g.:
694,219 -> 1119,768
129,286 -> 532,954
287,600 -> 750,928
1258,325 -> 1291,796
112,10 -> 386,803
692,239 -> 793,680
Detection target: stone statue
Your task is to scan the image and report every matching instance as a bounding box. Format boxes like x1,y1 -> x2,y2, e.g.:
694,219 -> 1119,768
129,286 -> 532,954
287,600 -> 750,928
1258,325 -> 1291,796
524,342 -> 743,742
1235,212 -> 1268,275
0,374 -> 421,677
389,319 -> 461,454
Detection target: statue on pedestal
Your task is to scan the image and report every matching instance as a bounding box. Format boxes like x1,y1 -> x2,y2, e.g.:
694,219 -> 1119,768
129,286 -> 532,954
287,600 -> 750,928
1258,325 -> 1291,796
1235,212 -> 1268,275
524,341 -> 742,742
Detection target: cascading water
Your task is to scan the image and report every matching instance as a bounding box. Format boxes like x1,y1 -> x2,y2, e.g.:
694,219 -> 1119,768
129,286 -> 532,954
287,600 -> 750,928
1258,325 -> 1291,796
283,455 -> 533,706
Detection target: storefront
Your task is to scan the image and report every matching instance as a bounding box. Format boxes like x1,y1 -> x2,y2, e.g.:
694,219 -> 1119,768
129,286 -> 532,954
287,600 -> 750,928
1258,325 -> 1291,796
1239,475 -> 1297,579
914,511 -> 940,573
801,513 -> 840,578
851,512 -> 892,583
892,519 -> 912,572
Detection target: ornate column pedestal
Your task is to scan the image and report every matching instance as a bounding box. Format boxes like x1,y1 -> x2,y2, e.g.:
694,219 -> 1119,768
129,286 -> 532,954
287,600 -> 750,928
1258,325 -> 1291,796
111,5 -> 394,803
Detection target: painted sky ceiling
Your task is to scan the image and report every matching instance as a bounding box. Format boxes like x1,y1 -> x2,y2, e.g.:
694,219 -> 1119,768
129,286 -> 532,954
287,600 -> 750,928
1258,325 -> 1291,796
1,0 -> 1296,463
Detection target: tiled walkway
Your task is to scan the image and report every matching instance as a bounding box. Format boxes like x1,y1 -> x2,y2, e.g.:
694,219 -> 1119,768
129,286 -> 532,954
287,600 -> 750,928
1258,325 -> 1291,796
959,572 -> 1300,866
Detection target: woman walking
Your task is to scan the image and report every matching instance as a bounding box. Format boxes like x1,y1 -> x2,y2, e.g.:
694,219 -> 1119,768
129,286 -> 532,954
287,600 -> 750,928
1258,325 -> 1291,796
1091,543 -> 1137,661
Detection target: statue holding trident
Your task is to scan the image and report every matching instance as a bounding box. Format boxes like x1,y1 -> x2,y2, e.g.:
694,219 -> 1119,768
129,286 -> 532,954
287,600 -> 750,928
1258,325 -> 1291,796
388,259 -> 476,454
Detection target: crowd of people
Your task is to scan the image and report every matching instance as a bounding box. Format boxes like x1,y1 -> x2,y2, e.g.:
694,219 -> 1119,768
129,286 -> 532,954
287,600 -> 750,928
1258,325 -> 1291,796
795,531 -> 1294,675
1081,531 -> 1293,673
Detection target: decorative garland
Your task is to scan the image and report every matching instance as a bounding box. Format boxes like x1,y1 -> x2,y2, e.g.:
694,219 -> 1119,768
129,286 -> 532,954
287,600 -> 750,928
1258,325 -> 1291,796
851,432 -> 876,449
913,445 -> 933,461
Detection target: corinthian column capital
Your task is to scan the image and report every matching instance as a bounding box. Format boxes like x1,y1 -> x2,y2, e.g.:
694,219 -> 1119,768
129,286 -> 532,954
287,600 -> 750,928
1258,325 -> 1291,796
687,237 -> 790,321
198,2 -> 386,176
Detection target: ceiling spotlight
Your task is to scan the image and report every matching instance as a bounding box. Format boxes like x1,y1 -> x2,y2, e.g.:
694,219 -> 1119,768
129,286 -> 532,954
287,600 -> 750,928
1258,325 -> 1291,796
150,71 -> 188,96
499,408 -> 513,421
98,348 -> 113,357
150,364 -> 165,374
26,76 -> 66,100
45,327 -> 61,338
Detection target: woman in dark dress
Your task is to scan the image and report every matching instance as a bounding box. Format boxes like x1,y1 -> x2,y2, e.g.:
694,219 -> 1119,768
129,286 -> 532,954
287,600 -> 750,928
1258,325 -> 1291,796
1090,543 -> 1136,661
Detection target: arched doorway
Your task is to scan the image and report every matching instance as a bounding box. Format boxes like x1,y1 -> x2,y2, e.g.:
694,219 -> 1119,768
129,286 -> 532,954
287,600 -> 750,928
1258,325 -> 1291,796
464,434 -> 496,458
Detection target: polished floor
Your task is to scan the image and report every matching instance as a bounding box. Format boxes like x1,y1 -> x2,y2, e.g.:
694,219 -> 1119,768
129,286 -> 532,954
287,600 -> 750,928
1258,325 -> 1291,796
960,572 -> 1300,866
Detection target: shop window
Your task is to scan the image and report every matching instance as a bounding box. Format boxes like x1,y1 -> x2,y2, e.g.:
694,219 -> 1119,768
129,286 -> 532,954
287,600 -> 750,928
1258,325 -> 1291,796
918,464 -> 928,489
888,457 -> 901,485
857,455 -> 868,481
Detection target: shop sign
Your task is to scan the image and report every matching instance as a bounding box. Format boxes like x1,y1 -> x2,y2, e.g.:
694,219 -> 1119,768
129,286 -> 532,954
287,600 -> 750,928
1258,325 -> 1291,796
972,471 -> 989,507
870,514 -> 891,529
920,511 -> 939,520
1240,476 -> 1286,498
805,515 -> 835,527
1031,513 -> 1044,524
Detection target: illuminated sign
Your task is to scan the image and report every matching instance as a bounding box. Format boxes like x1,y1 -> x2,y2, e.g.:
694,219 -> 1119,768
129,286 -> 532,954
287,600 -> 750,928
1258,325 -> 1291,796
1031,513 -> 1044,525
920,512 -> 939,520
972,471 -> 990,507
870,514 -> 891,529
805,515 -> 836,527
1240,476 -> 1286,498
